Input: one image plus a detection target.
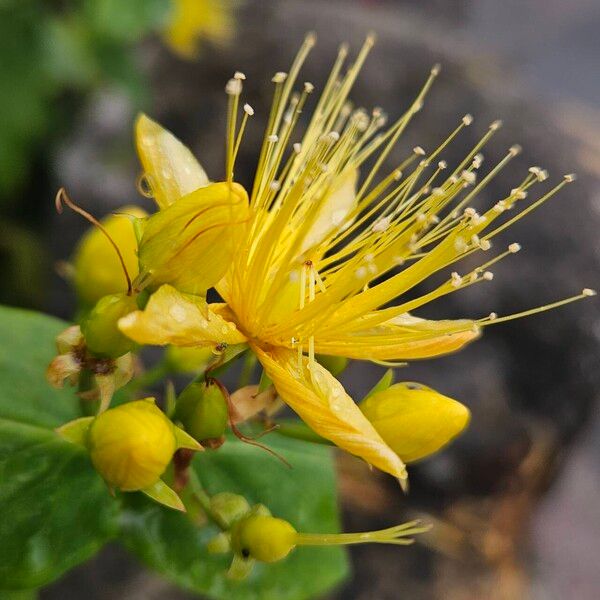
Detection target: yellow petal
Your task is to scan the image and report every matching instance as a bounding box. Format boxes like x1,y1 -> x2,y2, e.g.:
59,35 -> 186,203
73,206 -> 146,306
253,345 -> 406,480
137,181 -> 250,295
300,168 -> 358,254
313,314 -> 480,360
360,383 -> 470,462
136,114 -> 209,209
118,284 -> 246,347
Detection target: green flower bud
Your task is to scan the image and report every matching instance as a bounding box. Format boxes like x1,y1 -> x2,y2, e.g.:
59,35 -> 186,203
81,293 -> 138,358
175,381 -> 228,442
88,400 -> 177,491
209,492 -> 251,528
164,345 -> 214,373
231,515 -> 297,563
316,354 -> 348,376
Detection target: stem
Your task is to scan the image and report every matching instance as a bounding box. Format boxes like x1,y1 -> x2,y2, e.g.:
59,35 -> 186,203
126,360 -> 171,394
237,352 -> 258,388
187,470 -> 229,530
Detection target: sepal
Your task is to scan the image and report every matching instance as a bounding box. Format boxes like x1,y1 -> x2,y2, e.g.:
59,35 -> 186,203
142,479 -> 185,512
173,425 -> 204,451
55,417 -> 94,447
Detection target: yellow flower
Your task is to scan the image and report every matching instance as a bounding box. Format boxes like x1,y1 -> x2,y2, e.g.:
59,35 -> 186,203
73,205 -> 146,307
162,0 -> 235,59
118,35 -> 595,485
360,382 -> 470,463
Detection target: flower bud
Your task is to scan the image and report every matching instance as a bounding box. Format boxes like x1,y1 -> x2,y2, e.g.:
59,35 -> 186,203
175,381 -> 228,442
88,400 -> 177,491
231,515 -> 297,563
136,182 -> 250,295
209,492 -> 251,528
73,206 -> 146,306
360,383 -> 470,463
81,293 -> 138,358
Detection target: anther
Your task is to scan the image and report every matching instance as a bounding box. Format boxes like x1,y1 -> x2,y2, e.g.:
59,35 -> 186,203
489,120 -> 503,131
462,114 -> 473,126
483,271 -> 494,281
304,82 -> 314,94
413,146 -> 426,156
508,242 -> 521,253
272,72 -> 288,83
293,143 -> 302,154
267,134 -> 279,143
564,173 -> 577,182
489,312 -> 498,320
451,272 -> 463,287
225,78 -> 242,95
438,160 -> 447,170
509,144 -> 522,156
461,170 -> 476,184
234,71 -> 246,80
243,103 -> 255,115
372,216 -> 391,233
582,288 -> 597,297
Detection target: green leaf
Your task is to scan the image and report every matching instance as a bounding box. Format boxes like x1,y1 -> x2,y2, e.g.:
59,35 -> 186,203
0,306 -> 81,428
121,435 -> 350,600
0,419 -> 119,589
0,306 -> 120,589
0,590 -> 38,600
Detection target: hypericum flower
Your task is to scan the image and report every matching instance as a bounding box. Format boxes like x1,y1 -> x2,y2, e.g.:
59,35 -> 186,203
57,398 -> 202,510
162,0 -> 235,59
118,34 -> 595,485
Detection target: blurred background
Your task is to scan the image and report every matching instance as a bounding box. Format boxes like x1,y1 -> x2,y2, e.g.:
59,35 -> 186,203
1,0 -> 598,598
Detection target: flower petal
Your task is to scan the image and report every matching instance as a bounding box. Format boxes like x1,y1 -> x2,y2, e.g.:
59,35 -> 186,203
313,314 -> 480,360
118,284 -> 246,347
360,382 -> 470,462
253,345 -> 407,480
136,114 -> 209,209
300,168 -> 358,254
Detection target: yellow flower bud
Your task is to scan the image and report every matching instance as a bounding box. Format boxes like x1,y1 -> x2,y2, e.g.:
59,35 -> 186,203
175,381 -> 228,441
136,182 -> 250,295
73,206 -> 146,306
81,293 -> 139,358
88,400 -> 177,491
360,383 -> 470,463
231,515 -> 297,563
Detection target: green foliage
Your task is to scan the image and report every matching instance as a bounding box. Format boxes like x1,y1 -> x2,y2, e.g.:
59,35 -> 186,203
0,306 -> 119,589
0,306 -> 348,597
0,0 -> 172,199
121,435 -> 349,600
